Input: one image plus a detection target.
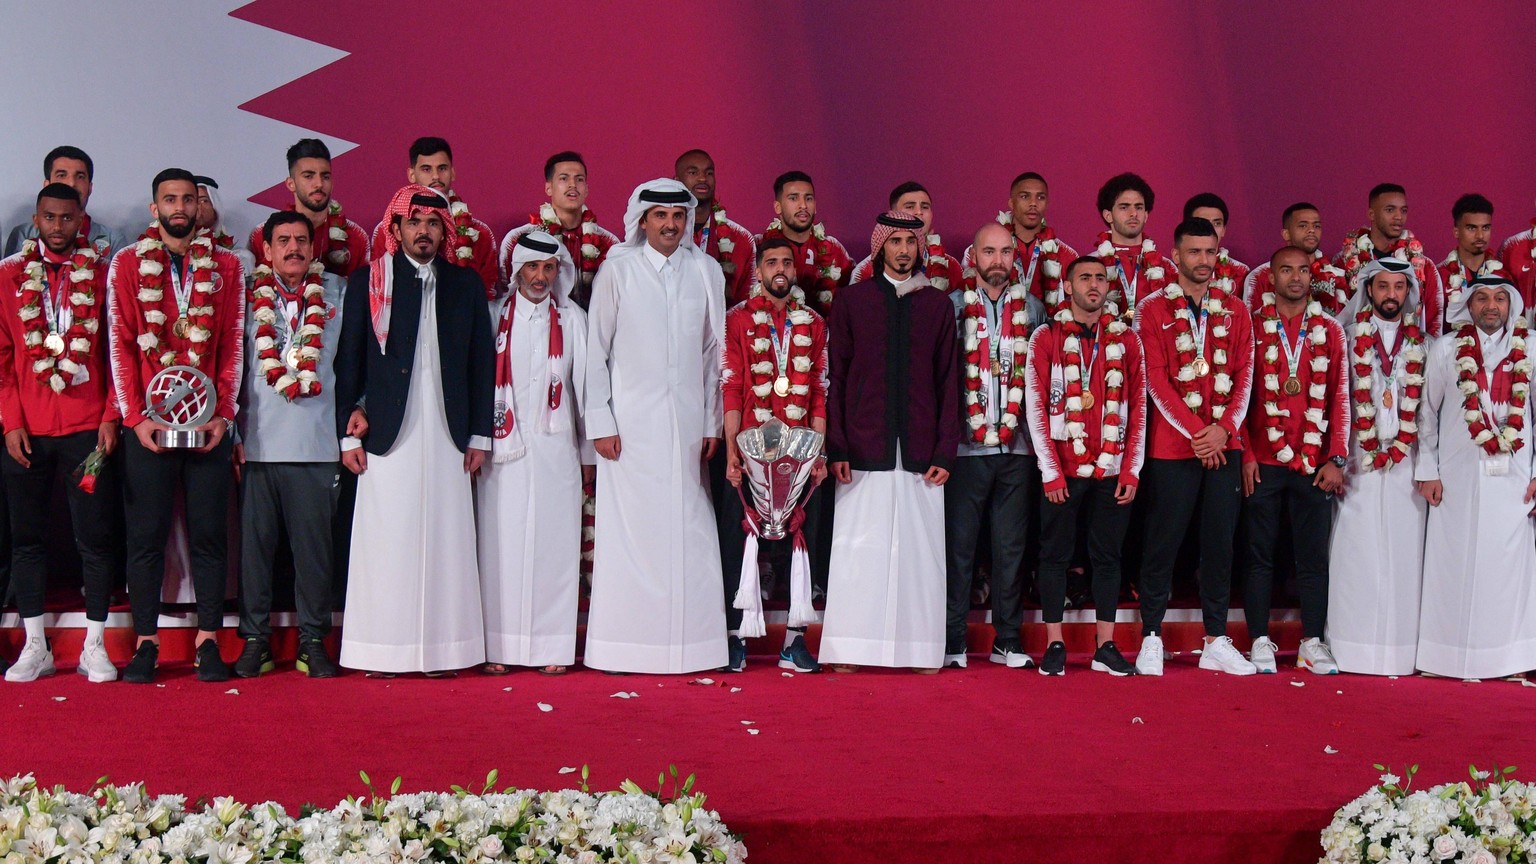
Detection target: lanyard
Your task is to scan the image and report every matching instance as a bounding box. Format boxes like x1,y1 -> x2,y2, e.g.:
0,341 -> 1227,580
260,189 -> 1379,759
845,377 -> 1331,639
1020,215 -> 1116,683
167,252 -> 192,318
1079,324 -> 1100,387
766,311 -> 793,378
39,260 -> 71,334
1017,238 -> 1042,291
1186,296 -> 1209,357
1121,253 -> 1141,306
1277,316 -> 1306,380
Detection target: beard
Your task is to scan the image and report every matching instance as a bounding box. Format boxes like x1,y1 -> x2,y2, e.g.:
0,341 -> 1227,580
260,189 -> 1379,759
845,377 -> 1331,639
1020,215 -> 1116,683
1373,298 -> 1403,320
765,277 -> 794,299
982,265 -> 1009,288
161,217 -> 195,239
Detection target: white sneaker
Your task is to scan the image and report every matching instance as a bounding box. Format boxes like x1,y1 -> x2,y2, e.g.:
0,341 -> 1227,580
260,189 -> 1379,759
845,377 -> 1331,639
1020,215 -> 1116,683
1297,637 -> 1339,675
76,639 -> 118,683
1134,634 -> 1164,676
5,637 -> 56,682
943,653 -> 968,669
1249,637 -> 1278,674
1198,635 -> 1257,676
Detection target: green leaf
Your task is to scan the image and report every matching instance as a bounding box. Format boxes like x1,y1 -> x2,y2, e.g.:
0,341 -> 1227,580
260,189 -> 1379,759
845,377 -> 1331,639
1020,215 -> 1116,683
359,770 -> 371,787
390,776 -> 402,795
1506,766 -> 1518,775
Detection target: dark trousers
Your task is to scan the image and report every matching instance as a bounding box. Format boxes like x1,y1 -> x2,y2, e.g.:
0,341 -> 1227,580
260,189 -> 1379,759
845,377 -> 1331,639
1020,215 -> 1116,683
1139,456 -> 1241,637
716,457 -> 826,632
1038,476 -> 1132,624
1243,463 -> 1333,639
123,432 -> 232,635
944,453 -> 1033,652
2,430 -> 117,620
239,462 -> 338,641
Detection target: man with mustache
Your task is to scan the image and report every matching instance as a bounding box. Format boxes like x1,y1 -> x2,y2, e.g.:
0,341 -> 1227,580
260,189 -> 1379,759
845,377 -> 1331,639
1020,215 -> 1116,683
0,184 -> 119,683
1184,193 -> 1250,296
1333,183 -> 1446,335
583,179 -> 728,675
1242,203 -> 1349,314
1131,217 -> 1255,676
107,168 -> 246,684
371,137 -> 499,298
248,139 -> 369,278
962,172 -> 1078,316
231,210 -> 347,680
1025,256 -> 1147,676
334,185 -> 494,677
499,151 -> 618,309
820,212 -> 959,673
1414,275 -> 1536,680
1437,194 -> 1503,316
850,182 -> 964,293
4,146 -> 128,259
1093,173 -> 1174,322
758,171 -> 852,316
719,238 -> 828,673
675,149 -> 756,307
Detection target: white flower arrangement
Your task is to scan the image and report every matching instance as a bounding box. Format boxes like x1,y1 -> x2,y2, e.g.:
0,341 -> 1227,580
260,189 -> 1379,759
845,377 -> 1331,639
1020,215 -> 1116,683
0,767 -> 746,864
1320,764 -> 1536,864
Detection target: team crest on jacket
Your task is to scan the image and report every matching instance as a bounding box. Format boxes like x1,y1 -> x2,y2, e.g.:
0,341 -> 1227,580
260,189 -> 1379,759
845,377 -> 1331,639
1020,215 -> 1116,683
493,400 -> 510,433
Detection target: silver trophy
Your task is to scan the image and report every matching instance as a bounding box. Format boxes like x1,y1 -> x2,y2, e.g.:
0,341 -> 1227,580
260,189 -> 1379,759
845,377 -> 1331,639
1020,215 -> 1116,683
144,365 -> 216,448
736,418 -> 823,540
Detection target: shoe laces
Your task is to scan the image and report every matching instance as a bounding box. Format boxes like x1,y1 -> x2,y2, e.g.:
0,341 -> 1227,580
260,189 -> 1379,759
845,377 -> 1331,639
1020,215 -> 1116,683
1141,637 -> 1163,659
1209,635 -> 1241,658
1309,641 -> 1336,663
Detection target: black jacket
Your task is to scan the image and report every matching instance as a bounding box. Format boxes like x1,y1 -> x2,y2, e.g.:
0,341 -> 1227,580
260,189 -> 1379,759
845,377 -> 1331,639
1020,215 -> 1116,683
335,252 -> 494,454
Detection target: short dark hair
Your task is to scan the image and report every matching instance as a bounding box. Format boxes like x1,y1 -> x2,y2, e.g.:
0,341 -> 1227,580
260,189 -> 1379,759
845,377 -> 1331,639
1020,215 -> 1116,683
674,148 -> 711,171
1173,217 -> 1218,246
1452,193 -> 1494,224
756,236 -> 795,263
1182,192 -> 1228,222
151,168 -> 198,199
44,146 -> 94,181
37,183 -> 82,207
1270,244 -> 1311,268
1281,202 -> 1320,226
544,151 -> 585,181
1096,172 -> 1155,215
409,136 -> 453,165
1063,255 -> 1105,281
286,138 -> 332,170
262,210 -> 314,244
888,181 -> 928,209
1368,183 -> 1406,204
774,171 -> 814,198
1010,171 -> 1046,190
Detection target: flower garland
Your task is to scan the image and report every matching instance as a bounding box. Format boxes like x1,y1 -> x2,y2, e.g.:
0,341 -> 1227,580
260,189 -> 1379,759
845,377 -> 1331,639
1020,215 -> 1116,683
1211,248 -> 1244,293
1056,309 -> 1130,477
535,202 -> 607,288
447,192 -> 481,263
994,213 -> 1068,314
743,297 -> 816,424
701,202 -> 738,276
1338,226 -> 1430,294
763,219 -> 842,308
1255,298 -> 1332,474
960,276 -> 1030,446
1453,319 -> 1532,455
15,236 -> 100,393
1163,284 -> 1235,419
1440,250 -> 1504,313
924,233 -> 952,292
1349,306 -> 1425,471
1095,232 -> 1166,320
212,228 -> 237,250
133,224 -> 218,368
250,261 -> 327,399
319,200 -> 353,268
1309,252 -> 1350,315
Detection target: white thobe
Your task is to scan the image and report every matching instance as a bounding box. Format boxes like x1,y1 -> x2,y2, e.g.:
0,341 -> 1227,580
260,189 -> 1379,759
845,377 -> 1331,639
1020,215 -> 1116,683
476,294 -> 593,667
340,263 -> 486,673
583,243 -> 727,673
1413,329 -> 1536,679
1327,317 -> 1427,675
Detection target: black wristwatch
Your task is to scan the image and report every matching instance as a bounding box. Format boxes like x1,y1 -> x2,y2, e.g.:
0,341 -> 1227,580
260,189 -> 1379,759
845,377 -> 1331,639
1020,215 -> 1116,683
1328,455 -> 1347,469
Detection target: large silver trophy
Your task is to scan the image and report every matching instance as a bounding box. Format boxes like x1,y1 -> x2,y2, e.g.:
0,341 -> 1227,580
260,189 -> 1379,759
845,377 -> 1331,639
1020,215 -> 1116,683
736,418 -> 823,540
145,365 -> 216,448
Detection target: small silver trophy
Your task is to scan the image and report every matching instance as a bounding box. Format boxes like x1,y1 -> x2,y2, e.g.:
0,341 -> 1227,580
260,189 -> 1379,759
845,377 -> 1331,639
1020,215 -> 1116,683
144,365 -> 216,448
736,418 -> 823,540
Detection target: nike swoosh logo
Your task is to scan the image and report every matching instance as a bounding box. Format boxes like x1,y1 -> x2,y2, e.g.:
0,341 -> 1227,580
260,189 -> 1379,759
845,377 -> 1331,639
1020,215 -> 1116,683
1162,322 -> 1175,329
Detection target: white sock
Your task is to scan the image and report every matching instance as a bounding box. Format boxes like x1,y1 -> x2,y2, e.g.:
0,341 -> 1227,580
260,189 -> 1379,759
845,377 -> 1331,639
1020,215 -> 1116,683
784,628 -> 804,649
728,629 -> 741,639
85,620 -> 106,644
22,616 -> 45,641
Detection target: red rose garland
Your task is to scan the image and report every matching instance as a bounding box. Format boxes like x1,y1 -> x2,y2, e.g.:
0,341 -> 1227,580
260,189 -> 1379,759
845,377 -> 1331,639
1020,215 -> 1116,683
447,193 -> 481,264
742,297 -> 817,424
213,229 -> 237,250
250,261 -> 327,399
1349,307 -> 1425,471
1439,250 -> 1504,314
1211,248 -> 1243,294
924,234 -> 952,293
1057,309 -> 1131,477
1255,299 -> 1332,474
1453,320 -> 1531,455
535,203 -> 609,290
960,276 -> 1030,446
763,219 -> 843,309
133,224 -> 218,369
1309,253 -> 1350,315
1338,227 -> 1430,299
990,216 -> 1068,315
699,203 -> 739,278
320,201 -> 354,269
15,236 -> 100,392
1094,232 -> 1167,321
1163,285 -> 1236,420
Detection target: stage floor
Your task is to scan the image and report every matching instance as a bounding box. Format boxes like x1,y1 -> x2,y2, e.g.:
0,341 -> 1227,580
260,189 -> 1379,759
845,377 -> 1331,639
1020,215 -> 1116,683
4,650 -> 1531,863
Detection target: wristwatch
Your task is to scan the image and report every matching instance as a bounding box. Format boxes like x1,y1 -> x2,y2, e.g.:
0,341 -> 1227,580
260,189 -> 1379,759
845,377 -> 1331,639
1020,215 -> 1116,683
1328,455 -> 1347,469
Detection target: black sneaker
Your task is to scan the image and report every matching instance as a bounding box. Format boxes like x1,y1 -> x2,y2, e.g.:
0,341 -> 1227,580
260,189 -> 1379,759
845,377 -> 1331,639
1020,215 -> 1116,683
778,635 -> 821,673
990,641 -> 1036,669
234,638 -> 273,678
1091,641 -> 1138,676
297,639 -> 341,678
724,636 -> 747,673
195,639 -> 231,682
124,641 -> 159,684
1039,641 -> 1067,676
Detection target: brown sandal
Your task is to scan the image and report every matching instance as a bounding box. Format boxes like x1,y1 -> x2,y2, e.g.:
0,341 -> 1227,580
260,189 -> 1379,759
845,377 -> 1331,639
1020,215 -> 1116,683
483,663 -> 512,675
539,665 -> 568,675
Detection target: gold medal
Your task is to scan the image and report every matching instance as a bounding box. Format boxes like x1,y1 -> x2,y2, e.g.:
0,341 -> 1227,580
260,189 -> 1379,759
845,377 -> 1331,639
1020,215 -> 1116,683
284,342 -> 303,370
1193,357 -> 1211,377
1283,377 -> 1302,396
1080,390 -> 1095,410
44,333 -> 66,356
173,316 -> 191,339
1382,389 -> 1394,409
774,375 -> 790,397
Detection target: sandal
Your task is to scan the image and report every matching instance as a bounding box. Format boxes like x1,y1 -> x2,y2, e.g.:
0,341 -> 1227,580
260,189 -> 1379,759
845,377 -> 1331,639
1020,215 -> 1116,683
423,670 -> 458,679
364,671 -> 397,679
828,664 -> 858,674
483,663 -> 512,675
539,665 -> 568,675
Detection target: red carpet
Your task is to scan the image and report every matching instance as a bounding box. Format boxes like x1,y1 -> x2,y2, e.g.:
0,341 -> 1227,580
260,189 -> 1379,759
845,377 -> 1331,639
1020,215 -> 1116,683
4,650 -> 1533,864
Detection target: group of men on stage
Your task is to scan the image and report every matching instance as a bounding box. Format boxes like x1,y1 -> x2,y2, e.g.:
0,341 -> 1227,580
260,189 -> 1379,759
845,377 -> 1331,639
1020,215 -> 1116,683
2,140 -> 1534,686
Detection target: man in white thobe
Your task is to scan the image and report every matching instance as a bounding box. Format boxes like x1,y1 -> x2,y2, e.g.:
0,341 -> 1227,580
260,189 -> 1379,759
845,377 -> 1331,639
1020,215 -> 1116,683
584,179 -> 727,674
1414,275 -> 1536,680
477,231 -> 594,673
334,185 -> 495,676
1327,259 -> 1430,675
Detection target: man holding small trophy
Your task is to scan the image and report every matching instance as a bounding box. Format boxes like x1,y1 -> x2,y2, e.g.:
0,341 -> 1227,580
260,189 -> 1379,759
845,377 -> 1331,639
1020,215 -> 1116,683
107,168 -> 246,684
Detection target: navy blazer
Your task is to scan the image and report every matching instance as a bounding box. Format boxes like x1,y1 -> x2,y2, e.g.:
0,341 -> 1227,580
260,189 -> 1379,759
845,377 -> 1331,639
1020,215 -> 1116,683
335,252 -> 494,454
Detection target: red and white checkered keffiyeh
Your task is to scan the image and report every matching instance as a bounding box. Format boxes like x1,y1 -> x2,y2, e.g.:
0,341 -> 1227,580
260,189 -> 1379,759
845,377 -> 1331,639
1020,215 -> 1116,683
369,184 -> 457,351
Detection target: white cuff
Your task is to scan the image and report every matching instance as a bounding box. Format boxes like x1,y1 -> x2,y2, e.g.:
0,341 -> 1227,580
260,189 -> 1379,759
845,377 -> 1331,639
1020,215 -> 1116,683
340,436 -> 363,452
468,434 -> 493,451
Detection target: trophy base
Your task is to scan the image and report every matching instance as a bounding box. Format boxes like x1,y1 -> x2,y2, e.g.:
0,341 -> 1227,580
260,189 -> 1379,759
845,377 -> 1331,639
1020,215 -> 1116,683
758,527 -> 788,541
155,429 -> 207,449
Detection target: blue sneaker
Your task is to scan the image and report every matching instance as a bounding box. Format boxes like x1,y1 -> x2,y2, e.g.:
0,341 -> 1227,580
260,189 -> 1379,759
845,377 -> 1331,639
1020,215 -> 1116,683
724,636 -> 747,673
778,635 -> 821,673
